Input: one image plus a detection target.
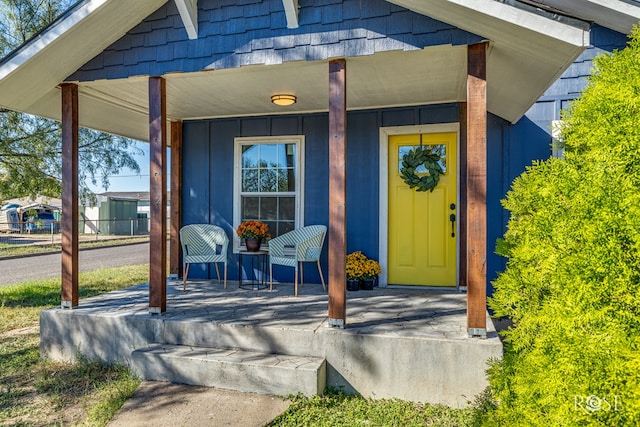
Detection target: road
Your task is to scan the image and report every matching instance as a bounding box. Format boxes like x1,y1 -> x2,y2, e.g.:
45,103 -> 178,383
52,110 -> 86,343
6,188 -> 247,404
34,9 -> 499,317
0,242 -> 149,287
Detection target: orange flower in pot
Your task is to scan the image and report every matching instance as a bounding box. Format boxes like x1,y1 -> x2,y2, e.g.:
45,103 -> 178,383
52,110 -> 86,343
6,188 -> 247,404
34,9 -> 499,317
236,220 -> 271,251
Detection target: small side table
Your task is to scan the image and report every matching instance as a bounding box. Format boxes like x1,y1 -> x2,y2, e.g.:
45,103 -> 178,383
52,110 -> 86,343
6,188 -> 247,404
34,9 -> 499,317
238,250 -> 268,290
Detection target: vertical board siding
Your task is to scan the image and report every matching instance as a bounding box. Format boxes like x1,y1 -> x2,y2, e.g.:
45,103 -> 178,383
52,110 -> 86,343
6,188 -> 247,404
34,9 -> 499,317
346,111 -> 379,261
181,103 -> 507,295
182,121 -> 210,226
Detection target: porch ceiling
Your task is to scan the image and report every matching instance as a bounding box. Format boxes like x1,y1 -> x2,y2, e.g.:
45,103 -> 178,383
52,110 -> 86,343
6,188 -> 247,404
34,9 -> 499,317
15,46 -> 470,142
8,39 -> 576,143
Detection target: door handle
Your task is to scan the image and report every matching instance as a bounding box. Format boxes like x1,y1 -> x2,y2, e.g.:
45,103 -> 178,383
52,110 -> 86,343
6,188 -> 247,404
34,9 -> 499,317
449,213 -> 456,237
449,203 -> 456,237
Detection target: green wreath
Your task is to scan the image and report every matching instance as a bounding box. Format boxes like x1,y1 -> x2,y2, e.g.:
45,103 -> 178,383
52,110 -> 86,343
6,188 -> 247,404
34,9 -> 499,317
400,147 -> 444,192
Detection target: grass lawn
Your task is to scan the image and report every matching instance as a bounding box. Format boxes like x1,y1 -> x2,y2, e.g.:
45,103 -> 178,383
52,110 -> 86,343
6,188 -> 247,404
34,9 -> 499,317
269,391 -> 480,426
0,265 -> 147,426
1,261 -> 485,426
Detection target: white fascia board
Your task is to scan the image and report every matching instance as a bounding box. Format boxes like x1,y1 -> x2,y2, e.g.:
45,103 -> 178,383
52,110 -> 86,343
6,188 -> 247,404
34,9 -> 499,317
533,0 -> 640,34
174,0 -> 198,39
0,0 -> 110,81
0,0 -> 166,115
282,0 -> 299,29
387,0 -> 589,50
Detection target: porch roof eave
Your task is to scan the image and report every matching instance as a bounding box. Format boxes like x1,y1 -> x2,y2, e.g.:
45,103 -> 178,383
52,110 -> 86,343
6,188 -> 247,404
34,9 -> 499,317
0,0 -> 593,141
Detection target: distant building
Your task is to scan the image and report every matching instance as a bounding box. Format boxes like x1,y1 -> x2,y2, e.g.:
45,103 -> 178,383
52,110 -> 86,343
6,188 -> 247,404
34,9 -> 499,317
81,192 -> 150,235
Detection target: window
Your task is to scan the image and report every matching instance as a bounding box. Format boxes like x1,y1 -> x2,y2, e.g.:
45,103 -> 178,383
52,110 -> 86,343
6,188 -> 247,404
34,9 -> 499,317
397,144 -> 447,174
234,136 -> 304,251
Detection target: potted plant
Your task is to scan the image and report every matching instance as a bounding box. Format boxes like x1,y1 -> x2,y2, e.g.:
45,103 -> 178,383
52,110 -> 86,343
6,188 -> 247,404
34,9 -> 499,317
236,220 -> 271,252
346,251 -> 366,291
360,258 -> 381,290
346,251 -> 381,291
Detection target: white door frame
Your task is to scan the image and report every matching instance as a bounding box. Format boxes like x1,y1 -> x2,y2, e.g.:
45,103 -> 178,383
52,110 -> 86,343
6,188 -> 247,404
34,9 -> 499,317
378,123 -> 460,287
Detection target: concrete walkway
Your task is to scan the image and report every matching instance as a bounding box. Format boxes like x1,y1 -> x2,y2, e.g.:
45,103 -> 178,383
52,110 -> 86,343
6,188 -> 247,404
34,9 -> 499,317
108,381 -> 290,427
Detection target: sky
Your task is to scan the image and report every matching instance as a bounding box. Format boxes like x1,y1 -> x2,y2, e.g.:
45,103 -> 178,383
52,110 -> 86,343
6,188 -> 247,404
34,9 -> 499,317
86,140 -> 151,193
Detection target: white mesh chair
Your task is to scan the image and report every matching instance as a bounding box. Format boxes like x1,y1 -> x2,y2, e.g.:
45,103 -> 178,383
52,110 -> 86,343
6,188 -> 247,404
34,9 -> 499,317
180,224 -> 229,290
269,225 -> 327,296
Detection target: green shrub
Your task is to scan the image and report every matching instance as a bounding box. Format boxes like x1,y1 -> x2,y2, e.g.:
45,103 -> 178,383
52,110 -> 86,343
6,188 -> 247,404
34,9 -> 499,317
485,29 -> 640,426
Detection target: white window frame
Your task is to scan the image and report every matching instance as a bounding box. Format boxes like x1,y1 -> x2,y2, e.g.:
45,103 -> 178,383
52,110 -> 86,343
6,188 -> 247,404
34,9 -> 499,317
551,119 -> 565,159
233,135 -> 305,253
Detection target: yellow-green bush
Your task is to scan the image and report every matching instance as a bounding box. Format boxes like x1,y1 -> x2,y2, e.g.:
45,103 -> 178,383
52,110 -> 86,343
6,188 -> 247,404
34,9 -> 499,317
484,29 -> 640,426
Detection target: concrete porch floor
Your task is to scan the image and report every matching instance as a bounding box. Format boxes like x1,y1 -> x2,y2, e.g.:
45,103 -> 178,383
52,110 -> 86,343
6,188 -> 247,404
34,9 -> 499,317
40,279 -> 503,408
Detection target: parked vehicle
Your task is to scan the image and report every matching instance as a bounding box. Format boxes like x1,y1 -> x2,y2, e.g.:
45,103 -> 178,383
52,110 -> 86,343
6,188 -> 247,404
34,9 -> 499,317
18,203 -> 60,233
0,207 -> 21,233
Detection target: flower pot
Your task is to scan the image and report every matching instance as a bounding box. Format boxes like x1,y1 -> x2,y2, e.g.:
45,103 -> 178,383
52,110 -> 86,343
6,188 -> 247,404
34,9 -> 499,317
245,237 -> 262,252
360,278 -> 375,291
347,279 -> 360,291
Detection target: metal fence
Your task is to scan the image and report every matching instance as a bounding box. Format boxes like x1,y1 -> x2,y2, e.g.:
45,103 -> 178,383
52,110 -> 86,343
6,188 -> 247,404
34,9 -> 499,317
0,218 -> 150,246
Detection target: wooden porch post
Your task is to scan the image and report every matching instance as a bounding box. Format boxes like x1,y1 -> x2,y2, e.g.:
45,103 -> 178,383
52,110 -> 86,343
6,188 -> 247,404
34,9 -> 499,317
466,43 -> 488,337
61,83 -> 79,308
149,76 -> 167,313
328,58 -> 347,328
169,121 -> 183,278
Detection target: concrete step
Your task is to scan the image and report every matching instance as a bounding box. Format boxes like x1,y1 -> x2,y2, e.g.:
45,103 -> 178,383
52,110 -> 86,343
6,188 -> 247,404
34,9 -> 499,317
131,344 -> 326,397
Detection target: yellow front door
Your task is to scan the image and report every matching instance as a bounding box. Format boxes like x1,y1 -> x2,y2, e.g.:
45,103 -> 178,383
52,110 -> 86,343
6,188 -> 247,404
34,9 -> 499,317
388,133 -> 457,286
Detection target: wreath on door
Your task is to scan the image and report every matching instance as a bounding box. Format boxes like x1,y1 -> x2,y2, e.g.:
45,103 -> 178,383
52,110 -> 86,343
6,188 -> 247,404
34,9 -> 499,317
400,146 -> 444,192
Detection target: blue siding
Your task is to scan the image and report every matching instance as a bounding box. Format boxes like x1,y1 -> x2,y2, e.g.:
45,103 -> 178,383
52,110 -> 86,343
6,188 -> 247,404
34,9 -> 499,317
182,103 -> 509,293
182,121 -> 212,279
346,111 -> 380,261
67,0 -> 482,81
508,25 -> 629,185
486,114 -> 510,294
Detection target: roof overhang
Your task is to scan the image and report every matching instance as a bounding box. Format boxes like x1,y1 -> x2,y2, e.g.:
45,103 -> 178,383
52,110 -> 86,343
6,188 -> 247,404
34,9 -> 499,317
387,0 -> 590,121
0,0 -> 166,128
527,0 -> 640,34
0,0 -> 592,141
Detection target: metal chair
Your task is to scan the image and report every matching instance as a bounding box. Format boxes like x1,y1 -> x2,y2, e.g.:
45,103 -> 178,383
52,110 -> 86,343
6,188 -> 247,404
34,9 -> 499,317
179,224 -> 229,290
269,225 -> 327,296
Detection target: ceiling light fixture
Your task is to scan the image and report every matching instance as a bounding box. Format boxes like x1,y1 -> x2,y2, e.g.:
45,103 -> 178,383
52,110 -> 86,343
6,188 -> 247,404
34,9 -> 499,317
271,94 -> 297,106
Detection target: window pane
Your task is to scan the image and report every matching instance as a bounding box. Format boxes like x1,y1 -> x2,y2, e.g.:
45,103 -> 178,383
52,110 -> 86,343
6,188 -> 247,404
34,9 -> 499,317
398,144 -> 447,174
258,168 -> 278,192
242,197 -> 259,220
279,221 -> 295,235
260,144 -> 278,166
242,145 -> 260,168
242,169 -> 259,192
278,197 -> 295,221
260,197 -> 278,220
276,168 -> 295,191
285,144 -> 295,168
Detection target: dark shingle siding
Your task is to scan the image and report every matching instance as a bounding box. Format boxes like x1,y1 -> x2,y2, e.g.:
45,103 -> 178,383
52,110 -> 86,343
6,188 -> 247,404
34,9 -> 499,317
68,0 -> 484,82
